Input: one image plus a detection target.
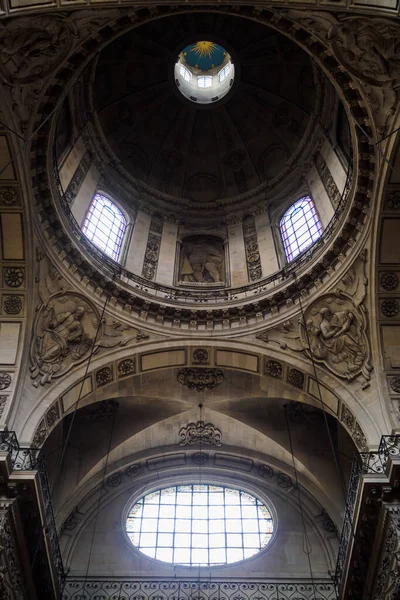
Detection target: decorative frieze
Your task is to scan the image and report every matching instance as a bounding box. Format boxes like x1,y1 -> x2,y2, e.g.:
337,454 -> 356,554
341,405 -> 368,451
314,152 -> 340,207
3,296 -> 22,315
142,216 -> 163,281
0,373 -> 11,391
179,420 -> 222,447
264,360 -> 282,379
243,216 -> 262,282
177,368 -> 224,392
380,272 -> 399,291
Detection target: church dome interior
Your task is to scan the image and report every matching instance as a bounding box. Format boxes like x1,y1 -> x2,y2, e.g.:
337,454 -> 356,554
0,3 -> 398,599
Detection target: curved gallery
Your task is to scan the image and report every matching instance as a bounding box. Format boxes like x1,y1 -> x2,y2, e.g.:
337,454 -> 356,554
52,10 -> 354,300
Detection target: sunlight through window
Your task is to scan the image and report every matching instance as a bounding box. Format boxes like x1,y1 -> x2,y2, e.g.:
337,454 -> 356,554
126,484 -> 273,566
82,193 -> 126,261
280,196 -> 323,262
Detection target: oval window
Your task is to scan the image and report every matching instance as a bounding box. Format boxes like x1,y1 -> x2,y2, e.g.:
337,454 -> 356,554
126,484 -> 274,566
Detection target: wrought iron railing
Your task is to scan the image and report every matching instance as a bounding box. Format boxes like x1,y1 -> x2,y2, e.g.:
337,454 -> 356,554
334,435 -> 400,590
0,430 -> 65,592
63,580 -> 337,600
52,144 -> 354,305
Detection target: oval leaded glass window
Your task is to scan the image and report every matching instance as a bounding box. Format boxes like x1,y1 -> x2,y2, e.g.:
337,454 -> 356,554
126,484 -> 274,566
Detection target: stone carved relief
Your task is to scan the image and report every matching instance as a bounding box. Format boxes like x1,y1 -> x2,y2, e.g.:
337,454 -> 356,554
3,296 -> 22,315
64,151 -> 92,205
179,421 -> 222,447
374,508 -> 400,600
142,216 -> 163,280
0,16 -> 73,85
327,19 -> 400,88
0,187 -> 18,206
30,293 -> 144,386
0,374 -> 11,391
243,217 -> 262,282
314,152 -> 340,207
4,267 -> 24,288
0,397 -> 7,418
0,508 -> 24,600
288,12 -> 400,134
341,405 -> 368,451
177,368 -> 224,392
258,251 -> 372,385
381,272 -> 399,291
179,236 -> 225,285
31,253 -> 149,385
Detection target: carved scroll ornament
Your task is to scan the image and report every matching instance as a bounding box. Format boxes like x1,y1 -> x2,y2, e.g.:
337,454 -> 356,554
177,368 -> 224,392
179,420 -> 222,447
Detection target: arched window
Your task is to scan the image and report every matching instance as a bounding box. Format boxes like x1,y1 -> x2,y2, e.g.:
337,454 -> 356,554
82,193 -> 126,261
280,196 -> 323,262
126,484 -> 274,566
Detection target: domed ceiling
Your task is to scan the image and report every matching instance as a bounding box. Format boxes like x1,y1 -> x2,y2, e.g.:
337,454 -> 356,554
94,13 -> 317,204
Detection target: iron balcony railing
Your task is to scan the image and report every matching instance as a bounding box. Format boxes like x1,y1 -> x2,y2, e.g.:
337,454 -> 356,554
63,579 -> 338,600
0,430 -> 65,592
334,435 -> 400,589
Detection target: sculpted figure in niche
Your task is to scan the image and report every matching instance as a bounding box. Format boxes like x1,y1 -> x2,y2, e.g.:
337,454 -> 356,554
179,236 -> 225,284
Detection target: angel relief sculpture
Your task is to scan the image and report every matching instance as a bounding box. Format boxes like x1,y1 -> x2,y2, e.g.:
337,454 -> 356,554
301,302 -> 369,379
257,252 -> 373,384
30,291 -> 145,385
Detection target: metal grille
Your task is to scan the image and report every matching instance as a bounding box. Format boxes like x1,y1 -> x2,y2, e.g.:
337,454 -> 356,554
63,580 -> 337,600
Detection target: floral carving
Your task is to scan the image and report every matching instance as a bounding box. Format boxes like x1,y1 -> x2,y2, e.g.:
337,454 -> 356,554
193,348 -> 209,364
4,267 -> 24,288
265,360 -> 282,379
118,358 -> 135,377
243,217 -> 262,282
341,405 -> 355,429
177,368 -> 224,392
259,464 -> 274,479
0,397 -> 6,418
341,405 -> 368,451
0,373 -> 11,391
3,296 -> 22,315
179,420 -> 222,447
192,452 -> 209,465
390,377 -> 400,394
142,218 -> 163,281
45,403 -> 60,428
125,464 -> 141,477
277,473 -> 292,488
381,299 -> 399,317
106,472 -> 122,488
380,272 -> 399,291
32,420 -> 48,448
387,191 -> 400,210
96,367 -> 113,387
288,368 -> 304,390
0,187 -> 17,206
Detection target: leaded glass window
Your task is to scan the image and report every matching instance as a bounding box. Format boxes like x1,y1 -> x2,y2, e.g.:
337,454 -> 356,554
218,63 -> 230,82
82,193 -> 126,261
280,196 -> 323,262
180,64 -> 192,82
197,76 -> 213,88
126,484 -> 274,566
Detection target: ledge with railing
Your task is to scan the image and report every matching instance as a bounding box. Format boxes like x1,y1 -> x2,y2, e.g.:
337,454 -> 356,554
334,435 -> 400,596
62,579 -> 338,600
52,145 -> 354,305
0,430 -> 65,594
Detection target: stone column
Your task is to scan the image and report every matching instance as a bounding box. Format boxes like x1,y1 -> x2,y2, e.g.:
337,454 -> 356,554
255,211 -> 279,278
70,163 -> 100,226
227,220 -> 248,286
59,137 -> 86,190
125,210 -> 152,275
306,165 -> 334,229
156,220 -> 179,285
